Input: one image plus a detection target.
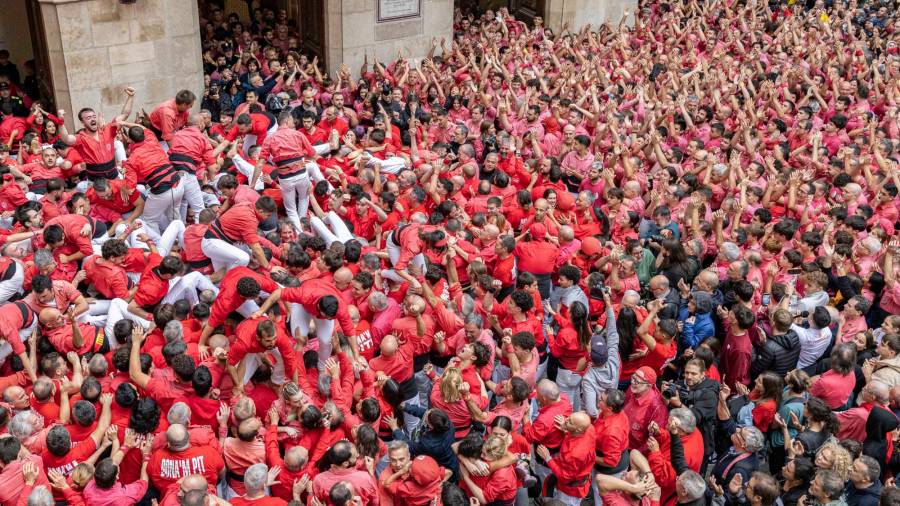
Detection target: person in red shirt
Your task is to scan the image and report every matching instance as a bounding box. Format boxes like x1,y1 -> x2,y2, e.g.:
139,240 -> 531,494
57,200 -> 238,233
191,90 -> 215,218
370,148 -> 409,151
84,239 -> 134,303
147,423 -> 225,495
201,198 -> 276,271
168,113 -> 228,224
0,301 -> 38,381
198,266 -> 280,347
254,112 -> 316,233
122,126 -> 183,236
226,112 -> 277,156
535,411 -> 596,505
226,315 -> 299,390
41,393 -> 112,480
646,409 -> 705,506
379,442 -> 449,506
513,222 -> 560,298
87,176 -> 145,228
593,389 -> 630,475
38,307 -> 102,355
58,87 -> 135,181
636,300 -> 678,375
17,145 -> 64,194
41,213 -> 94,280
720,304 -> 756,390
256,278 -> 360,368
229,463 -> 287,506
524,379 -> 573,481
148,90 -> 195,145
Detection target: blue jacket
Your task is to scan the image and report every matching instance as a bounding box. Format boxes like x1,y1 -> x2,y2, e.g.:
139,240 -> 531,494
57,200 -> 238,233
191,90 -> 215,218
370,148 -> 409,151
678,304 -> 715,348
393,403 -> 460,480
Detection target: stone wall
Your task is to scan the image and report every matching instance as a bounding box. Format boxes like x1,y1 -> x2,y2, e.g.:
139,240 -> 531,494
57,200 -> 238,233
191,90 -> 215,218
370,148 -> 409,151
324,0 -> 453,77
544,0 -> 635,33
38,0 -> 204,130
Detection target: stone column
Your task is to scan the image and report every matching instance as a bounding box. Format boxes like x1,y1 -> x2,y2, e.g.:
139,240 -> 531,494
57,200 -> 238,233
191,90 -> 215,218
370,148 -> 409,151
544,0 -> 636,33
324,0 -> 453,78
38,0 -> 204,130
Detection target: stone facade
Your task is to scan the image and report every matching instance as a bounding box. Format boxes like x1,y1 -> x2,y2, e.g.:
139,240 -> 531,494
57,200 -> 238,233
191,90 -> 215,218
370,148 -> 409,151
323,0 -> 453,76
544,0 -> 636,33
38,0 -> 204,130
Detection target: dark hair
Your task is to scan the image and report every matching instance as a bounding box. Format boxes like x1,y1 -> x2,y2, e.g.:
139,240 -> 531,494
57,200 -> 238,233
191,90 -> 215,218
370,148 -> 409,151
130,398 -> 161,434
46,425 -> 72,456
94,458 -> 119,489
805,396 -> 840,435
192,365 -> 213,396
617,307 -> 639,359
236,277 -> 262,298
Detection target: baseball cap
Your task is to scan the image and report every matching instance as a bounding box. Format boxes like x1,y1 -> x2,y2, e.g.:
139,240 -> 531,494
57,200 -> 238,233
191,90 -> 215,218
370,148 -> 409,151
589,332 -> 608,365
411,455 -> 442,485
634,366 -> 658,385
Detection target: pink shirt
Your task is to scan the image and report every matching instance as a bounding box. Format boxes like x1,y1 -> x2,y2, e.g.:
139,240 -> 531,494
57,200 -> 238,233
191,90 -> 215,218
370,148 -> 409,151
83,479 -> 149,506
809,370 -> 856,409
561,151 -> 595,178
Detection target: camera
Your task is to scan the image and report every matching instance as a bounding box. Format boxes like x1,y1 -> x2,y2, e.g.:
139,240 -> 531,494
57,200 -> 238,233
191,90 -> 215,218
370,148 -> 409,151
661,384 -> 678,399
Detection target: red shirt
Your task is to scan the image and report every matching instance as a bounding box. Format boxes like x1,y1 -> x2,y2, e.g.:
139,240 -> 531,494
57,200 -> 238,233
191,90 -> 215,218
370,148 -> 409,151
42,437 -> 98,500
225,114 -> 274,145
258,127 -> 316,165
280,280 -> 355,336
368,337 -> 415,384
514,239 -> 559,275
523,396 -> 573,449
149,99 -> 188,142
640,339 -> 677,376
214,201 -> 261,245
168,126 -> 217,174
133,253 -> 168,309
123,132 -> 177,191
722,328 -> 752,389
548,425 -> 597,497
594,410 -> 630,468
74,122 -> 118,165
87,178 -> 140,219
147,444 -> 225,494
809,370 -> 856,409
207,267 -> 279,328
228,316 -> 299,380
0,302 -> 35,355
83,256 -> 130,299
45,214 -> 94,257
230,497 -> 287,506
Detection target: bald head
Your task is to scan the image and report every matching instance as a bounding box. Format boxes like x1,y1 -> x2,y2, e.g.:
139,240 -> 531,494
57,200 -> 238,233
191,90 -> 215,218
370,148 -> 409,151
334,267 -> 353,287
569,412 -> 592,433
208,333 -> 229,351
380,335 -> 399,356
181,474 -> 208,493
188,113 -> 205,127
166,424 -> 190,451
482,224 -> 500,241
38,308 -> 62,326
234,397 -> 256,421
285,446 -> 309,471
558,226 -> 574,242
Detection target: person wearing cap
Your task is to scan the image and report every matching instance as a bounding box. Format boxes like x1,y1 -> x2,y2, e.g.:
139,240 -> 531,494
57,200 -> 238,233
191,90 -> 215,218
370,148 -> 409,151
513,222 -> 559,299
582,290 -> 622,419
623,366 -> 668,453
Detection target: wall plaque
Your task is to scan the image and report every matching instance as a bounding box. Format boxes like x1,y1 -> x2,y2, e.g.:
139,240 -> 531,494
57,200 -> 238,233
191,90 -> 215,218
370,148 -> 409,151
377,0 -> 421,22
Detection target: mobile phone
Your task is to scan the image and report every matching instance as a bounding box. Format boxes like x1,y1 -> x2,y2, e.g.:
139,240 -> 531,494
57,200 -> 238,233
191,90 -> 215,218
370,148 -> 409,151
762,293 -> 770,306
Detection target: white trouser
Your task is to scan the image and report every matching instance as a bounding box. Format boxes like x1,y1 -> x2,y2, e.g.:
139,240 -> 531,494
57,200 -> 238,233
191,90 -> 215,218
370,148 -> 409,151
78,299 -> 110,327
365,155 -> 406,175
312,143 -> 331,157
104,298 -> 152,340
142,183 -> 185,236
0,261 -> 25,303
557,368 -> 583,412
231,155 -> 264,191
279,172 -> 311,232
242,123 -> 279,156
162,271 -> 219,306
289,303 -> 334,369
201,238 -> 251,271
309,211 -> 354,246
117,220 -> 184,256
382,232 -> 426,283
242,348 -> 286,384
555,489 -> 586,506
179,172 -> 205,224
115,140 -> 127,165
159,141 -> 170,152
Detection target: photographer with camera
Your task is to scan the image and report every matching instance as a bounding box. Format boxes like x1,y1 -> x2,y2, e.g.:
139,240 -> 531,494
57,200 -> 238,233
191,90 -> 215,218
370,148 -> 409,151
661,358 -> 719,473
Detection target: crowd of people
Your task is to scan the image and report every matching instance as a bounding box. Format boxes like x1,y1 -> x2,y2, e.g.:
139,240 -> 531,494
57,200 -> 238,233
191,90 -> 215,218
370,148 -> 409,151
0,0 -> 900,505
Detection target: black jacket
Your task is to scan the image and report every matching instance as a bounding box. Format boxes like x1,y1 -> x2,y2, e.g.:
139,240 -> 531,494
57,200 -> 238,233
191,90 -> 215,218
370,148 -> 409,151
752,330 -> 801,378
846,481 -> 882,506
679,378 -> 719,456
